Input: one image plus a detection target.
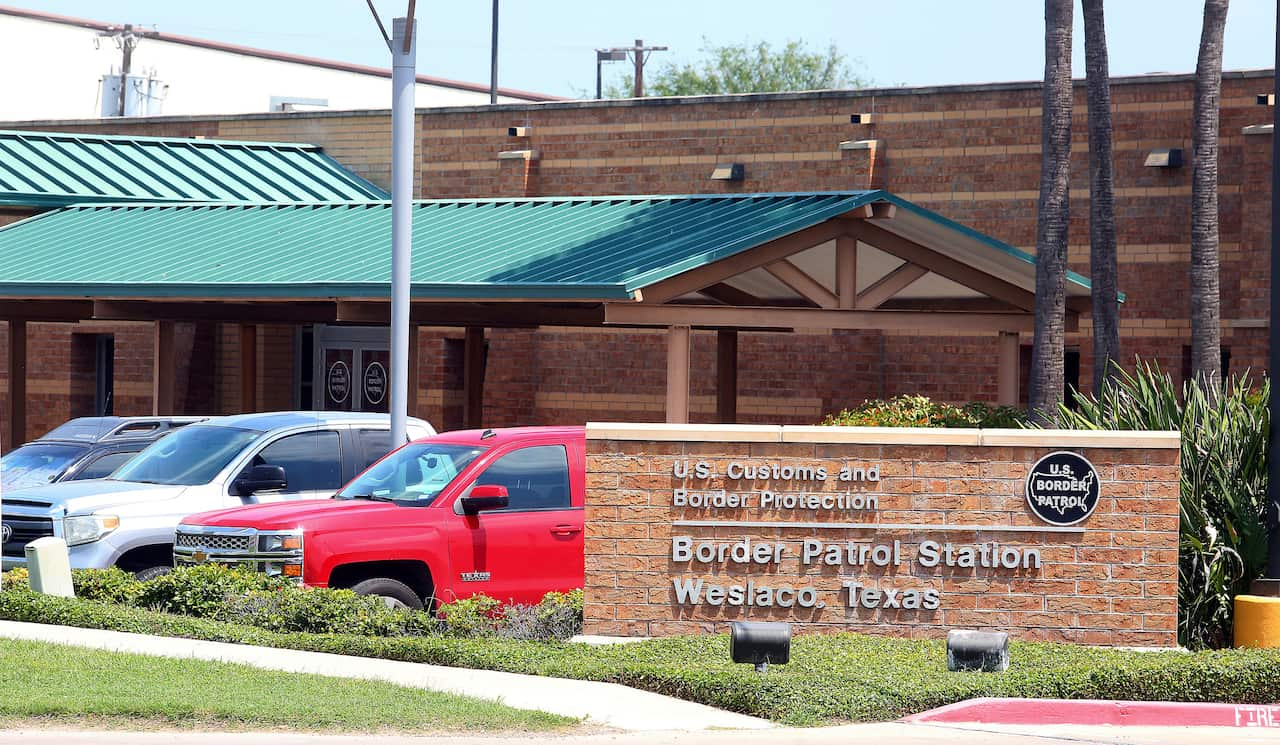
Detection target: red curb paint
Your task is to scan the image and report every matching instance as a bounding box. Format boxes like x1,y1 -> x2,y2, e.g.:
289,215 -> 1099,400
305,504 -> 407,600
902,698 -> 1280,728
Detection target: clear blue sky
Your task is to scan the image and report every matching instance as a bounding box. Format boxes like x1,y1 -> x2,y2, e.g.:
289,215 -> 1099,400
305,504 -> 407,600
30,1 -> 1280,97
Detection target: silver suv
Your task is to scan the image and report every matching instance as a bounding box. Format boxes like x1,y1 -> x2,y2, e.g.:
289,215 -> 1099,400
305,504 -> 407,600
1,411 -> 434,578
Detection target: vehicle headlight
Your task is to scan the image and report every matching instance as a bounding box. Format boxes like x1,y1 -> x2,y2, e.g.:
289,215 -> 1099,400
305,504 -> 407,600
63,515 -> 120,546
257,532 -> 303,552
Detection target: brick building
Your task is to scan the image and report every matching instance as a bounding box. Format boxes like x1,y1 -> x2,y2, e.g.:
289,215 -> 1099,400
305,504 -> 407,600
0,69 -> 1273,442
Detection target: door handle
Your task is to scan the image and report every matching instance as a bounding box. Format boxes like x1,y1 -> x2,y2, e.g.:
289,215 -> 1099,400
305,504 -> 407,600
550,525 -> 582,536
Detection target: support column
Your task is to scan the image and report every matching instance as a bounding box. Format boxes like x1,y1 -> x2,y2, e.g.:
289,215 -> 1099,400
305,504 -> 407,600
153,320 -> 176,415
666,325 -> 691,424
998,331 -> 1020,407
716,329 -> 737,424
239,323 -> 257,413
6,320 -> 26,448
407,324 -> 420,417
836,234 -> 857,308
463,327 -> 486,429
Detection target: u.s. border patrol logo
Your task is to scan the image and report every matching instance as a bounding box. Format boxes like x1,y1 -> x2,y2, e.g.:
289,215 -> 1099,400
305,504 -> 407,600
1026,451 -> 1100,526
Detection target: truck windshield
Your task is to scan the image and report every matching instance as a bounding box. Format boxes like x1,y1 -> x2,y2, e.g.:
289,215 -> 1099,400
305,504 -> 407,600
337,443 -> 484,506
1,443 -> 88,490
111,425 -> 263,486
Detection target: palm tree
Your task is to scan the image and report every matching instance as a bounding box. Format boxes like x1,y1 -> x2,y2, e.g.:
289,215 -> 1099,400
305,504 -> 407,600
1083,0 -> 1120,393
1190,0 -> 1229,391
1029,0 -> 1074,425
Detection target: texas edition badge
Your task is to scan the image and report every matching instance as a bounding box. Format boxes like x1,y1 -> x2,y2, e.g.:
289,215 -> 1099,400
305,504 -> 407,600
1025,451 -> 1100,526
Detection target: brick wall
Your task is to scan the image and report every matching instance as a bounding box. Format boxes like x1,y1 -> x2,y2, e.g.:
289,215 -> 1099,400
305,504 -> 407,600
0,70 -> 1272,436
583,425 -> 1180,646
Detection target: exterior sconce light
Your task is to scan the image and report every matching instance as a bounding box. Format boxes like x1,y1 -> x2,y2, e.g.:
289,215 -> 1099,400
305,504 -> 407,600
709,163 -> 745,181
946,629 -> 1010,673
838,139 -> 878,151
849,113 -> 874,124
1257,93 -> 1274,105
1143,148 -> 1183,168
507,126 -> 532,137
730,620 -> 791,673
497,149 -> 540,161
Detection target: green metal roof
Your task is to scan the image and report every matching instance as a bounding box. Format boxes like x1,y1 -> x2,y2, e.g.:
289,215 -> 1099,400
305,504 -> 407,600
0,130 -> 388,208
0,191 -> 1097,301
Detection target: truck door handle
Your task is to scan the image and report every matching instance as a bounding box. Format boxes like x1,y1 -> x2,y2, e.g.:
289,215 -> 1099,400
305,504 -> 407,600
551,525 -> 582,536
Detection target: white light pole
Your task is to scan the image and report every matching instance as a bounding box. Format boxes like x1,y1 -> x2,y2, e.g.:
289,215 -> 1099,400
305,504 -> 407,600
390,16 -> 416,446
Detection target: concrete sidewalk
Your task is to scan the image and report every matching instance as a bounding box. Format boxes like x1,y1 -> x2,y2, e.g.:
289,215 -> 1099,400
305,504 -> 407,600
0,620 -> 770,732
2,723 -> 1279,745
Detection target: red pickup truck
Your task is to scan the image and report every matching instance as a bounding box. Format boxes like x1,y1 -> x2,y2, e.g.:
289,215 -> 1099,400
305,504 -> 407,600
174,426 -> 585,609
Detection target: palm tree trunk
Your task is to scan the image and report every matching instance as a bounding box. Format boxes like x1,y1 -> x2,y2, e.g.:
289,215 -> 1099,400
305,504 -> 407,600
1083,0 -> 1121,393
1029,0 -> 1074,425
1191,0 -> 1229,391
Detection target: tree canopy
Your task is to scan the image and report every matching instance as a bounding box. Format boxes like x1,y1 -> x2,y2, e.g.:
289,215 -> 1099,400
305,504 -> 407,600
606,38 -> 869,97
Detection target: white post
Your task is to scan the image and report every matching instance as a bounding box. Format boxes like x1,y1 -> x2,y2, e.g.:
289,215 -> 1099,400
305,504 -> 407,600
390,17 -> 417,446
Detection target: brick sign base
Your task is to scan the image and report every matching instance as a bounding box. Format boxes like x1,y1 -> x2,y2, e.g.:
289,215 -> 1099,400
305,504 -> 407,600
583,424 -> 1180,646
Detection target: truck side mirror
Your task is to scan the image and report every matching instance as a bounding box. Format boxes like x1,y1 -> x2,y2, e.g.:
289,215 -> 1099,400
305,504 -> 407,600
460,484 -> 509,514
235,464 -> 287,496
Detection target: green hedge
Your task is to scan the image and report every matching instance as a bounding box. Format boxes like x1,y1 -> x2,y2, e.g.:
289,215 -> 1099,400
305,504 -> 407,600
2,586 -> 1278,725
2,566 -> 583,641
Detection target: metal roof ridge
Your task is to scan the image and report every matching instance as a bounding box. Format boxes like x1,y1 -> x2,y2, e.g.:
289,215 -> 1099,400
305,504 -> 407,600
0,129 -> 323,151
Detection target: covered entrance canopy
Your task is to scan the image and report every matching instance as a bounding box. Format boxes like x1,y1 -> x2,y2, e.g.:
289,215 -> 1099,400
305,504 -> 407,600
0,190 -> 1097,440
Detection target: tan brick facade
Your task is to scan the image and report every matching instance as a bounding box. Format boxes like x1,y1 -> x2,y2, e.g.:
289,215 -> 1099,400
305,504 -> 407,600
583,425 -> 1180,646
0,70 -> 1272,439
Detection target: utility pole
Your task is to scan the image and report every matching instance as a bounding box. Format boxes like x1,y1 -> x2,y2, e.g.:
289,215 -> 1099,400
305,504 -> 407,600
489,0 -> 498,104
98,24 -> 159,116
594,40 -> 666,98
630,39 -> 667,97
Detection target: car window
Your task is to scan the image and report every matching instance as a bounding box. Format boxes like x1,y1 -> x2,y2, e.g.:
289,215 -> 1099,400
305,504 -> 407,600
473,445 -> 571,511
1,443 -> 88,490
337,443 -> 485,505
357,429 -> 393,469
249,430 -> 342,493
114,425 -> 262,486
71,450 -> 139,480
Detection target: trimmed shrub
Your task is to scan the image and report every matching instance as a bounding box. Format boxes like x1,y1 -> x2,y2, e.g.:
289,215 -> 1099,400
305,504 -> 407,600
822,395 -> 1025,428
71,567 -> 143,604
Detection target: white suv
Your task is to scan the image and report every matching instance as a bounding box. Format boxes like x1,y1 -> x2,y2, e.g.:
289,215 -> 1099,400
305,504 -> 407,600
1,411 -> 434,578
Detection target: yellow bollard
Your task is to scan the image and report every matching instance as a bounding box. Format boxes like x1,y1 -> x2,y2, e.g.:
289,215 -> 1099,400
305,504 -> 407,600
1234,595 -> 1280,648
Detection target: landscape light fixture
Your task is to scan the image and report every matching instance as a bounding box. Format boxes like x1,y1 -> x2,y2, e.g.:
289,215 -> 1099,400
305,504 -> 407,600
729,621 -> 791,673
945,629 -> 1009,673
1143,148 -> 1183,168
709,163 -> 745,182
595,48 -> 628,99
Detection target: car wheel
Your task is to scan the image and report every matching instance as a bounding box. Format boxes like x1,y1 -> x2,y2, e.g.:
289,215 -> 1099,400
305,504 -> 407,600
350,577 -> 423,610
134,565 -> 172,582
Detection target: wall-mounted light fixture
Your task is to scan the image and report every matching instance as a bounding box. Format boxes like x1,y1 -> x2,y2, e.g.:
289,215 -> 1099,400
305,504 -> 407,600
849,113 -> 874,124
498,149 -> 540,161
709,163 -> 745,181
1144,148 -> 1183,168
1258,93 -> 1275,106
507,126 -> 532,137
838,139 -> 878,151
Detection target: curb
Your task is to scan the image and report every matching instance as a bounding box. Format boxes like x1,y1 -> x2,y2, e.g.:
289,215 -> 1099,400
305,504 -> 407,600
902,697 -> 1280,728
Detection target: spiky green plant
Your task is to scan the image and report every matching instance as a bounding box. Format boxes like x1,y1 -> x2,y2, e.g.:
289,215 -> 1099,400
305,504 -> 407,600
1055,361 -> 1269,649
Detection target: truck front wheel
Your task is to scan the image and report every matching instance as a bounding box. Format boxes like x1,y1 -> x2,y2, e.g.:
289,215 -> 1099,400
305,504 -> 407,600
351,577 -> 423,610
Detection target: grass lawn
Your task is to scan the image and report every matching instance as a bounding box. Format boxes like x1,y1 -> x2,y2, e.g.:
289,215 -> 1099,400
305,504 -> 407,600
0,638 -> 576,733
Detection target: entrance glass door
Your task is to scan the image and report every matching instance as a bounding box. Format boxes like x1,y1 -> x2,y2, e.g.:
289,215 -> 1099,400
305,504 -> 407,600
312,325 -> 391,413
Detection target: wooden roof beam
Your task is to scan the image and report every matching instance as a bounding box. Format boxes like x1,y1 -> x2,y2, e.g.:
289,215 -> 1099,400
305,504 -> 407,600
699,283 -> 765,307
604,302 -> 1046,333
0,299 -> 93,321
638,221 -> 845,304
337,301 -> 604,327
848,221 -> 1038,312
856,262 -> 929,309
92,300 -> 337,323
764,259 -> 839,309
